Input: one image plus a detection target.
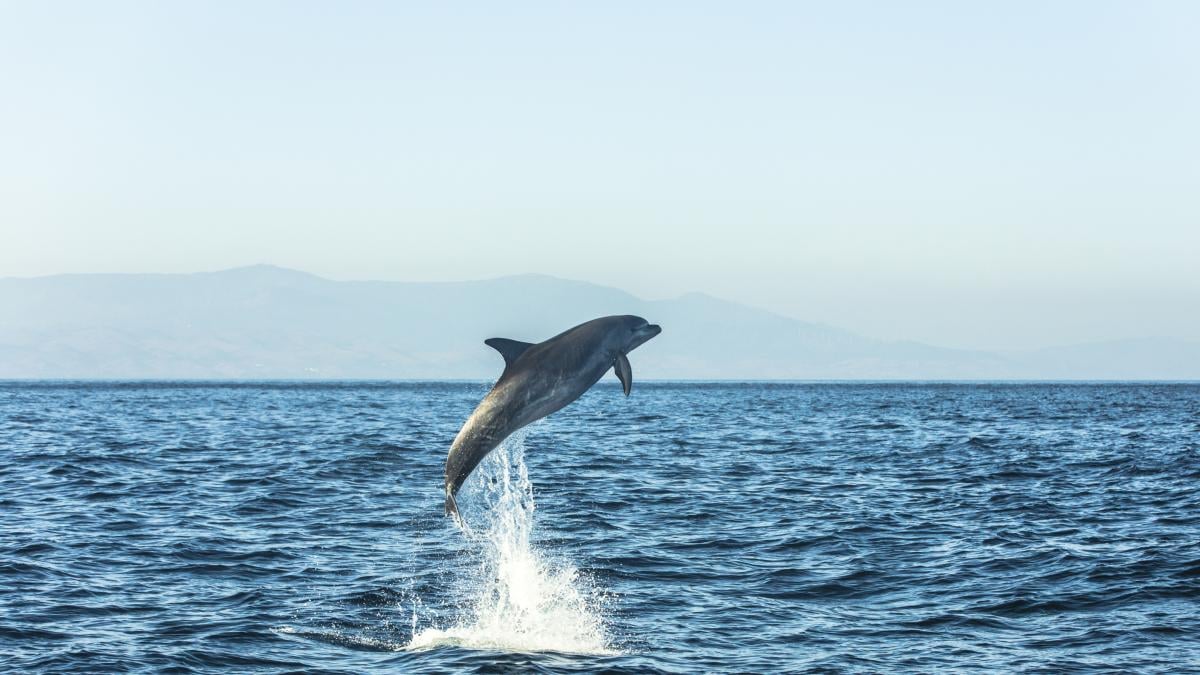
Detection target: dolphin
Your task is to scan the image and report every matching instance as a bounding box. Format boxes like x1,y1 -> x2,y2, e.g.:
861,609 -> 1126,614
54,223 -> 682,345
444,315 -> 662,517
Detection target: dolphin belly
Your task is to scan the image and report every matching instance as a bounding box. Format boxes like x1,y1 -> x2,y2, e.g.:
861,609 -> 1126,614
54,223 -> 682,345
443,381 -> 583,516
443,398 -> 510,515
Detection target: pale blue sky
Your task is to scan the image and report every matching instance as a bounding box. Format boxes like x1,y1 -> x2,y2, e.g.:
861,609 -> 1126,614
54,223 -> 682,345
2,1 -> 1197,349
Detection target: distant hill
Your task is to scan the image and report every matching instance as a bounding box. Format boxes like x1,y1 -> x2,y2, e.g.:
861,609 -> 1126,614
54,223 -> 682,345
0,265 -> 1196,379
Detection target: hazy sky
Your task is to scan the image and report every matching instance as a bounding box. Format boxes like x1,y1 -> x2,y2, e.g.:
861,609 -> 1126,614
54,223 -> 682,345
2,1 -> 1197,350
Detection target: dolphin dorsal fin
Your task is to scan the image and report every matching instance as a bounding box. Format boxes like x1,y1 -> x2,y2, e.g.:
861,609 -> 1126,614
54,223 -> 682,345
484,337 -> 534,367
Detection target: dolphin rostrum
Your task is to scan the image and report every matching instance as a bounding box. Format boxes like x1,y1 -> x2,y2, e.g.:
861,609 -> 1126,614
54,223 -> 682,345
444,315 -> 662,517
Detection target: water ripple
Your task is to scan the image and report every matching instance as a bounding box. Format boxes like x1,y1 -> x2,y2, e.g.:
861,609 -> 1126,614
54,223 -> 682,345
2,382 -> 1199,672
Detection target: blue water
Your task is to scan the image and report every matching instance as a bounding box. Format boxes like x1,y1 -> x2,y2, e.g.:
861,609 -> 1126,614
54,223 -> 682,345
2,382 -> 1198,673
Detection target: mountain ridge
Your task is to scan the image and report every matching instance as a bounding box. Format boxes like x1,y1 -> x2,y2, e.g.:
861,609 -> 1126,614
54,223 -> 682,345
1,266 -> 1196,380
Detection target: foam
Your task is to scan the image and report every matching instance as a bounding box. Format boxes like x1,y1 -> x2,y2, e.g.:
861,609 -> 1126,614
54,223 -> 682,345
406,432 -> 616,655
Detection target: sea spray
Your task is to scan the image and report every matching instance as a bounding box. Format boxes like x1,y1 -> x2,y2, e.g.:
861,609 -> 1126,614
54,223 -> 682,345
407,432 -> 616,654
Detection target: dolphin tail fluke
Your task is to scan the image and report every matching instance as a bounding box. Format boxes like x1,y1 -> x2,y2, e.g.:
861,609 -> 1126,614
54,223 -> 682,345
445,491 -> 471,532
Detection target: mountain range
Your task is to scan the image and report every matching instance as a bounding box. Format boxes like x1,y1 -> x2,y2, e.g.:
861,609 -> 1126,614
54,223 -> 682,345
1,265 -> 1195,380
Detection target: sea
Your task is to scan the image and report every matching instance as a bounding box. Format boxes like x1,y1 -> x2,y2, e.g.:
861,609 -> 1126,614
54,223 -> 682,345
1,381 -> 1198,673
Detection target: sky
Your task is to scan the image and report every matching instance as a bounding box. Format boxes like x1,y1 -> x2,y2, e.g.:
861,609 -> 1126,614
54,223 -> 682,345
1,1 -> 1197,350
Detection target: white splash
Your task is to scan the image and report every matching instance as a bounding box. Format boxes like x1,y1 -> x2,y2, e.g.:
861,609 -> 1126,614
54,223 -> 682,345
406,432 -> 616,655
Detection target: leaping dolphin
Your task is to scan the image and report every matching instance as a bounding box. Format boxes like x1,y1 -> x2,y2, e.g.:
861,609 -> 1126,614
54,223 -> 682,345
444,315 -> 662,518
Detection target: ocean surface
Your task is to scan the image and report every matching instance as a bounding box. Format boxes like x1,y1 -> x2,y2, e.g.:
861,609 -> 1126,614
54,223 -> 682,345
2,382 -> 1198,673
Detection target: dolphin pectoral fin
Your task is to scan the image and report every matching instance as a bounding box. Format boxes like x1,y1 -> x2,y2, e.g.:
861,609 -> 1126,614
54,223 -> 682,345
484,338 -> 535,368
614,353 -> 632,396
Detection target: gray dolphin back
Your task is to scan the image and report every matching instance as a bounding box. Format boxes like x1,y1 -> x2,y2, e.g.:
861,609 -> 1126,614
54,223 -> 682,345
442,315 -> 661,519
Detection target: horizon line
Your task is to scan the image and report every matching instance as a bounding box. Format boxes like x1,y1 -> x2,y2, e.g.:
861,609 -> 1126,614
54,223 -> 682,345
2,378 -> 1198,385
